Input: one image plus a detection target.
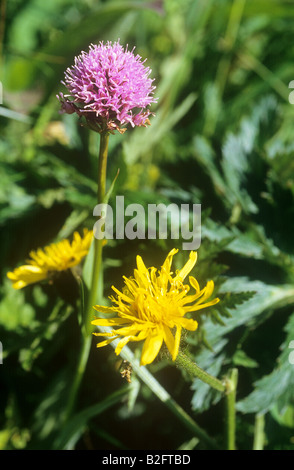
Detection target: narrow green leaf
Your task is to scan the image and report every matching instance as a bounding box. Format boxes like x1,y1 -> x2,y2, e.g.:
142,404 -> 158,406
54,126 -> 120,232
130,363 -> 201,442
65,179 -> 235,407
54,387 -> 129,450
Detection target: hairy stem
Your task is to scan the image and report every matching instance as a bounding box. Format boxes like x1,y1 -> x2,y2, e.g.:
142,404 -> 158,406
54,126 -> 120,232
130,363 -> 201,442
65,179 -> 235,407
175,351 -> 226,392
86,131 -> 109,334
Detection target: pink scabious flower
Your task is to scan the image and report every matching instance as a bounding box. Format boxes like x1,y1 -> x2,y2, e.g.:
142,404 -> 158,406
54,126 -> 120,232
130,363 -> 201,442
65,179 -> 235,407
57,40 -> 157,134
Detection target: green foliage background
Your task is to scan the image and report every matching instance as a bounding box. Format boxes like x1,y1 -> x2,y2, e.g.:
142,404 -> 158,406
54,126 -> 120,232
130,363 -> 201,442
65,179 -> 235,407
1,0 -> 294,450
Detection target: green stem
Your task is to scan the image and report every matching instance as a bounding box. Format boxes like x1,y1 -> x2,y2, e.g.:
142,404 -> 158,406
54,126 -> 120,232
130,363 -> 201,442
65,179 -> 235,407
64,334 -> 92,422
225,368 -> 238,450
175,351 -> 226,392
86,131 -> 110,335
253,412 -> 265,450
64,131 -> 110,421
97,131 -> 110,204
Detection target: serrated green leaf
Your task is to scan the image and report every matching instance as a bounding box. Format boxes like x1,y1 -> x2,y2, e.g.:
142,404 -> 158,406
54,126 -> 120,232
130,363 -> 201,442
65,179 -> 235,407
189,281 -> 294,412
237,312 -> 294,414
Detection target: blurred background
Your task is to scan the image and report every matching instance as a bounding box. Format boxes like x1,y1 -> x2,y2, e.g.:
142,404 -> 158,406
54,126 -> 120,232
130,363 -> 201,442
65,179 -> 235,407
1,0 -> 294,450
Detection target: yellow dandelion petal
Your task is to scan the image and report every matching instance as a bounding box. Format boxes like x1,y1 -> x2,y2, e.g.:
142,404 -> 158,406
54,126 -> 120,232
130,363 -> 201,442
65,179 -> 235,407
72,231 -> 82,246
177,317 -> 198,331
201,280 -> 216,302
96,337 -> 118,348
176,251 -> 197,282
134,269 -> 150,290
115,330 -> 148,356
136,255 -> 149,276
150,267 -> 159,290
162,248 -> 178,273
173,326 -> 182,361
7,265 -> 48,289
115,336 -> 133,355
93,304 -> 116,314
162,324 -> 177,359
93,331 -> 116,337
122,276 -> 140,297
91,317 -> 130,327
159,248 -> 178,290
189,276 -> 200,293
180,288 -> 208,307
184,297 -> 220,313
140,331 -> 164,366
111,285 -> 134,304
111,324 -> 141,337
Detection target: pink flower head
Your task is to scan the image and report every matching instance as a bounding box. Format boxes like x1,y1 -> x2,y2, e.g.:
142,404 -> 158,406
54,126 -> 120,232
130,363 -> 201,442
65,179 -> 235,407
57,40 -> 157,133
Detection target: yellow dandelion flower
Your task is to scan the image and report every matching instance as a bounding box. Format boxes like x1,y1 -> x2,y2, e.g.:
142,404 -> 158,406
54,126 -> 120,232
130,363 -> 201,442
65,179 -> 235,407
91,248 -> 219,366
7,229 -> 93,289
